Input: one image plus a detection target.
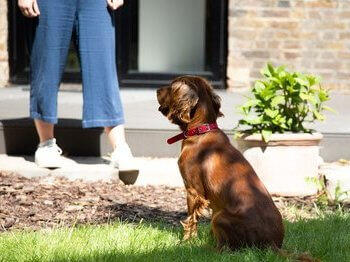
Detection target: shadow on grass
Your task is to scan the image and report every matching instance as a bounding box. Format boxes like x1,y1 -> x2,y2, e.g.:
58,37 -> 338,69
101,202 -> 190,226
48,214 -> 350,262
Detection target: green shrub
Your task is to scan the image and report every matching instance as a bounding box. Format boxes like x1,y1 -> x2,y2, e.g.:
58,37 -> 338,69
234,63 -> 334,142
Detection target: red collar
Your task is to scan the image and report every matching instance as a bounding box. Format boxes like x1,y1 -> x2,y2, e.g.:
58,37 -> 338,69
167,123 -> 219,144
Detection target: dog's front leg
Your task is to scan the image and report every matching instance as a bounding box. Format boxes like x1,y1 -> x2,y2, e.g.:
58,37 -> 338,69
181,188 -> 209,240
181,190 -> 198,240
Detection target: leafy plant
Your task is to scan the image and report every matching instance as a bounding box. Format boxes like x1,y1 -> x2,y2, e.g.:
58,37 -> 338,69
234,63 -> 334,142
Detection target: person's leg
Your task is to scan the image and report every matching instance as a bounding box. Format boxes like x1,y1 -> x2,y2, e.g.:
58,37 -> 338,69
34,119 -> 54,143
77,0 -> 124,129
30,0 -> 77,127
105,125 -> 126,150
29,0 -> 77,167
77,0 -> 137,171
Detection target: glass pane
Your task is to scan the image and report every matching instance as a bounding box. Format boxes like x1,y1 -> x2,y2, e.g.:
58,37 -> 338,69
138,0 -> 206,73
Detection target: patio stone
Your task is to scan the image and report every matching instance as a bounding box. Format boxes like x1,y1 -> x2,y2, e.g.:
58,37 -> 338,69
0,154 -> 183,187
319,161 -> 350,202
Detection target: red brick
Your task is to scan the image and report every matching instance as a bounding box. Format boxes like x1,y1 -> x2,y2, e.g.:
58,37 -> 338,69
249,70 -> 261,78
304,1 -> 338,8
268,21 -> 299,29
284,52 -> 301,59
268,41 -> 281,48
230,30 -> 258,40
278,1 -> 291,8
230,18 -> 265,29
338,52 -> 350,59
262,10 -> 290,17
255,41 -> 267,48
308,11 -> 322,19
337,72 -> 350,79
253,61 -> 266,68
340,32 -> 350,40
323,32 -> 338,40
243,50 -> 270,59
229,9 -> 248,17
283,41 -> 301,49
315,62 -> 342,70
321,52 -> 335,59
275,31 -> 290,38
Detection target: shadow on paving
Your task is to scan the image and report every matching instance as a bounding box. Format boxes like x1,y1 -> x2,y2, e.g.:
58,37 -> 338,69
0,117 -> 104,156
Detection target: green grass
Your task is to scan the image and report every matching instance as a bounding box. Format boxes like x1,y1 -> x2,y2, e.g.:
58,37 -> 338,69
1,212 -> 350,262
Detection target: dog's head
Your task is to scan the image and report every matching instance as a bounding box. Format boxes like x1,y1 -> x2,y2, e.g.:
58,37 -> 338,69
157,76 -> 223,128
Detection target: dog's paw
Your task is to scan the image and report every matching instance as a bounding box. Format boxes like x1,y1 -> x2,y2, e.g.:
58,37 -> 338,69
182,233 -> 191,241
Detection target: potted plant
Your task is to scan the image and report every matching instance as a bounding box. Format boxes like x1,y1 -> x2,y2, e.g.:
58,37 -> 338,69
234,63 -> 333,196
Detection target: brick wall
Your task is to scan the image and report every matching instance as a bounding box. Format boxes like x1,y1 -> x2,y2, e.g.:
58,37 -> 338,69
227,0 -> 350,90
0,1 -> 8,87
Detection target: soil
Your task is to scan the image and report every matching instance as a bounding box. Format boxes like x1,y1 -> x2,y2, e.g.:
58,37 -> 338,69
0,171 -> 348,232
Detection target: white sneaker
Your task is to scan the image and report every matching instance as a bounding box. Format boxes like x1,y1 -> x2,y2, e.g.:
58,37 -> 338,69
35,138 -> 64,168
110,143 -> 139,172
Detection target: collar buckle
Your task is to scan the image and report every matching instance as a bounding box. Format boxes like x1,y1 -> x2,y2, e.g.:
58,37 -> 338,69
183,131 -> 189,138
197,123 -> 211,134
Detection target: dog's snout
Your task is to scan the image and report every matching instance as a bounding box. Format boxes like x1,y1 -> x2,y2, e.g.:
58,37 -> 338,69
158,106 -> 169,115
156,86 -> 170,106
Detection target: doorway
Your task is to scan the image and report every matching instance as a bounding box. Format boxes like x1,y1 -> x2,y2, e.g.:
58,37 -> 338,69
8,0 -> 227,88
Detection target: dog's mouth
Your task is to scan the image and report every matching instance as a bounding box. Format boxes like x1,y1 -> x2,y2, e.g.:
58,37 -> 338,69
158,106 -> 169,116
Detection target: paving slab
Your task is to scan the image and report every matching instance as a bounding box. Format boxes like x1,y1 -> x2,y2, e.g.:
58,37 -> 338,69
319,161 -> 350,202
0,154 -> 183,187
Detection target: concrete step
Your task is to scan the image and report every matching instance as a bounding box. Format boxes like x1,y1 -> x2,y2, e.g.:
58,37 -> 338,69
1,117 -> 350,161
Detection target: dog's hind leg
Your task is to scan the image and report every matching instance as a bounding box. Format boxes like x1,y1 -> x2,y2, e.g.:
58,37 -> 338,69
211,209 -> 241,251
211,211 -> 226,250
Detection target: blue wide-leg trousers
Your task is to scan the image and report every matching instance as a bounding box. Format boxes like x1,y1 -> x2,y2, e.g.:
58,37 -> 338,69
30,0 -> 125,128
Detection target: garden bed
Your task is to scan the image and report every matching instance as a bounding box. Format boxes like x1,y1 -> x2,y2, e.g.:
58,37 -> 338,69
0,171 -> 349,232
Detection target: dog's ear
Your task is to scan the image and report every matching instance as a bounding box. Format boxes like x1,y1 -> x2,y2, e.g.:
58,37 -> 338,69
172,82 -> 199,123
210,90 -> 224,117
204,80 -> 224,118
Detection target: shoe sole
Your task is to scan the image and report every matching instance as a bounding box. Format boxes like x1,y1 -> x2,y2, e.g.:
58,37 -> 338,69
110,161 -> 139,173
35,160 -> 62,169
119,169 -> 139,185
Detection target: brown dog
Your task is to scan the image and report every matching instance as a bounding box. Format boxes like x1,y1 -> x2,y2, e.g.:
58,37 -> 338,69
157,76 -> 284,251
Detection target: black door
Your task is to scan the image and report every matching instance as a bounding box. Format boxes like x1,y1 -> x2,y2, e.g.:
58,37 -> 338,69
8,0 -> 227,88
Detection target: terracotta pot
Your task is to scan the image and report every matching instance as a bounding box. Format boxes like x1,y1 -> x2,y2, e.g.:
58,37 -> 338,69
236,133 -> 323,196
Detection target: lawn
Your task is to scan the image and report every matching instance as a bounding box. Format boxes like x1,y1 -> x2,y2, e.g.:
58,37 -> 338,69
1,211 -> 350,262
